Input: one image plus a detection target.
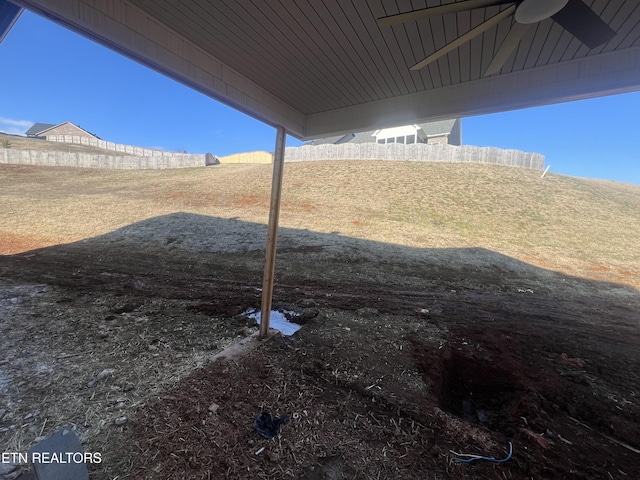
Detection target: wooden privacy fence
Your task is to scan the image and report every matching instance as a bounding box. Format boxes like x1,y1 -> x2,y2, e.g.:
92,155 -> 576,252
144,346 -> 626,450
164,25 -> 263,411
0,149 -> 207,169
46,135 -> 178,157
1,143 -> 544,170
218,151 -> 273,164
284,143 -> 545,170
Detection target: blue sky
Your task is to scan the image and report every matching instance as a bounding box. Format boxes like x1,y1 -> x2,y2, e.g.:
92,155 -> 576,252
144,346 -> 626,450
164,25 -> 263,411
1,10 -> 639,185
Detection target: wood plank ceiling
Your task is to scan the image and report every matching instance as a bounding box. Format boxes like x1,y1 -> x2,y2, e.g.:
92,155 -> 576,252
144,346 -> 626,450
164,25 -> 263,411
127,0 -> 640,115
10,0 -> 640,138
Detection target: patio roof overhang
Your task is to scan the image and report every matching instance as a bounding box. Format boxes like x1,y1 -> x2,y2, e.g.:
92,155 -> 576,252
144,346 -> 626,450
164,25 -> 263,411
8,0 -> 640,141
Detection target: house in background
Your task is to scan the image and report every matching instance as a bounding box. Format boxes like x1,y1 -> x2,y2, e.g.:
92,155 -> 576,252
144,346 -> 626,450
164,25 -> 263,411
308,118 -> 462,147
25,121 -> 100,140
24,123 -> 56,138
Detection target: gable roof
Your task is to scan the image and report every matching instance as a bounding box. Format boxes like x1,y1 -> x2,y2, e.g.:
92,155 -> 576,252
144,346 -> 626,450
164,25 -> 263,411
25,121 -> 100,139
24,122 -> 56,136
38,121 -> 93,136
418,119 -> 458,137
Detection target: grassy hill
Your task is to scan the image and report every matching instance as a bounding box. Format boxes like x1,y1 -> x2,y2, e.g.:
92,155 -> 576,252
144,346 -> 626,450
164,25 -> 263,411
1,160 -> 638,288
0,131 -> 125,156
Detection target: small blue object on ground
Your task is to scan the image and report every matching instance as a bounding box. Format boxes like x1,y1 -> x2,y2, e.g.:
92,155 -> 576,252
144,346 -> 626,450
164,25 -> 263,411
452,441 -> 513,464
254,412 -> 290,439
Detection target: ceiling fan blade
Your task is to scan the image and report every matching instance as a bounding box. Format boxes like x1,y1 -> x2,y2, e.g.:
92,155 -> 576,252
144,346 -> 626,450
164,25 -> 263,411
411,5 -> 516,71
484,22 -> 530,76
551,0 -> 616,49
378,0 -> 513,28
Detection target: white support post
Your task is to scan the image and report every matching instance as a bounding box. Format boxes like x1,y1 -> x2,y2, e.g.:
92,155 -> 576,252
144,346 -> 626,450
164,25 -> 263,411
259,126 -> 286,339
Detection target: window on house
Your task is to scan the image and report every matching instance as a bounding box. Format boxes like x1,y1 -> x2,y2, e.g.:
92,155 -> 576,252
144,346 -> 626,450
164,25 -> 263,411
387,137 -> 395,143
406,135 -> 415,144
396,136 -> 404,144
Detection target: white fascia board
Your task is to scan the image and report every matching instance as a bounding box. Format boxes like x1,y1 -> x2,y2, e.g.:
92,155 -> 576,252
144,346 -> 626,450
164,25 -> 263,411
425,133 -> 448,138
304,46 -> 640,140
375,124 -> 419,139
14,0 -> 306,137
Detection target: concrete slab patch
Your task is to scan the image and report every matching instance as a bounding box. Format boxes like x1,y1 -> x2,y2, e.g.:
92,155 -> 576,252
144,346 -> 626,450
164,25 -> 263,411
28,428 -> 88,480
16,469 -> 37,480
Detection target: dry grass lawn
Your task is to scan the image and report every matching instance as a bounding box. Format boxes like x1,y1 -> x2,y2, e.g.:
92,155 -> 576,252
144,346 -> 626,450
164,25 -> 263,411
1,132 -> 126,156
1,161 -> 638,288
1,160 -> 640,479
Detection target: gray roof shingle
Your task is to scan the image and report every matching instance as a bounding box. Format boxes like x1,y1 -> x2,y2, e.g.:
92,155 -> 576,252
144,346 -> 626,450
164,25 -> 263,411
25,123 -> 57,136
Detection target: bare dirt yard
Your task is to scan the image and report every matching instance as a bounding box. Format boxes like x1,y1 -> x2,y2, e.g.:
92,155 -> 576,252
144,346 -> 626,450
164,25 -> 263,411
1,161 -> 639,479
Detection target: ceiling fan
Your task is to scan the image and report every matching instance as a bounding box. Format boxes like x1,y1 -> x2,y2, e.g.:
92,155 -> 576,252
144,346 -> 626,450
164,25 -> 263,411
377,0 -> 616,76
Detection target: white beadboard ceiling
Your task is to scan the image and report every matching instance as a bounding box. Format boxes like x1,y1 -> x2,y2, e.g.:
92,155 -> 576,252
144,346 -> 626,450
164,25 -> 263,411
11,0 -> 640,139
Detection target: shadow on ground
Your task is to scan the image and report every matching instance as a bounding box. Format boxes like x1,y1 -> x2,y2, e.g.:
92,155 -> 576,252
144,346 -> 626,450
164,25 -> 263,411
1,213 -> 639,479
2,212 -> 636,299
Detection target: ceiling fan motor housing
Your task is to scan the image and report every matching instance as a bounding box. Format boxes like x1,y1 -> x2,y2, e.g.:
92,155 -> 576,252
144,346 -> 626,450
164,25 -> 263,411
515,0 -> 569,24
